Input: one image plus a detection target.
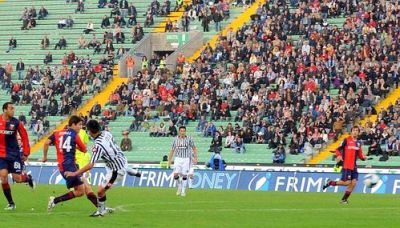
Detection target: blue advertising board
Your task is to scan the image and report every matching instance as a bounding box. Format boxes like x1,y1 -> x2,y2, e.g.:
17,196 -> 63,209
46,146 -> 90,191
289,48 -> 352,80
23,166 -> 400,194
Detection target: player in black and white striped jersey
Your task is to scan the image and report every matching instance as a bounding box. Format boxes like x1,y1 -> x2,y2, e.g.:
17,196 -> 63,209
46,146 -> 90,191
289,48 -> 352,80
65,120 -> 141,217
168,126 -> 198,197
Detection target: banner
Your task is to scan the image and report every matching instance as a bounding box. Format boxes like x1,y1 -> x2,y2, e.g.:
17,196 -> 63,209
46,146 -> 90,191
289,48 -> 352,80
22,166 -> 400,194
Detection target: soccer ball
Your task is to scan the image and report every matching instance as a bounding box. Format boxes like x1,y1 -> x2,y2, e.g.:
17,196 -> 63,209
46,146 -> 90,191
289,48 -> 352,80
363,174 -> 380,188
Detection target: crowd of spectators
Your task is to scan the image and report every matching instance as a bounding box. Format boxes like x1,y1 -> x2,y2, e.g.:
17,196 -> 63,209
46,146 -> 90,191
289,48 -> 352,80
91,0 -> 400,164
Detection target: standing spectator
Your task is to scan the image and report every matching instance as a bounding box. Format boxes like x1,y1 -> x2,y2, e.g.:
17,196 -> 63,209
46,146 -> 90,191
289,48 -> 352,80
75,0 -> 85,13
126,55 -> 135,77
120,131 -> 132,151
6,37 -> 17,53
16,59 -> 25,80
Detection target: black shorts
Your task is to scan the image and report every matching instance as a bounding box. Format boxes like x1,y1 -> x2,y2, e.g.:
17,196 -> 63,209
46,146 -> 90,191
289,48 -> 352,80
61,166 -> 83,189
341,169 -> 359,181
0,158 -> 23,174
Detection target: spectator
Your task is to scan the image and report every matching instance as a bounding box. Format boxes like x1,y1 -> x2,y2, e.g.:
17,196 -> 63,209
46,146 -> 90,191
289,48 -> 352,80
16,58 -> 25,80
54,36 -> 67,49
209,131 -> 222,153
232,135 -> 245,154
101,15 -> 111,28
168,121 -> 177,137
272,145 -> 286,164
78,35 -> 88,49
75,0 -> 85,13
6,37 -> 17,53
83,20 -> 95,34
41,35 -> 50,49
38,5 -> 48,19
224,131 -> 235,148
120,131 -> 132,151
43,52 -> 53,64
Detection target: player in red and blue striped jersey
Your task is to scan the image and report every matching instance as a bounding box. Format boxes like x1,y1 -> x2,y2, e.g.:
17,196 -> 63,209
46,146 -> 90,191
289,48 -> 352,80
42,115 -> 98,211
322,126 -> 367,203
0,102 -> 34,210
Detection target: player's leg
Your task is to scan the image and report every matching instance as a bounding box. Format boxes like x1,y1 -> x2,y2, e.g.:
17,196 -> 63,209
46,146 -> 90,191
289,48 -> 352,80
180,158 -> 190,196
174,158 -> 183,196
11,160 -> 34,189
0,165 -> 15,210
83,177 -> 98,207
341,171 -> 358,204
323,169 -> 351,190
48,174 -> 85,211
91,170 -> 121,217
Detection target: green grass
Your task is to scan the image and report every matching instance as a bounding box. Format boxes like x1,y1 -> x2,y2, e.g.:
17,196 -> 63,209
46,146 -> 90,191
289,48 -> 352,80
1,185 -> 399,227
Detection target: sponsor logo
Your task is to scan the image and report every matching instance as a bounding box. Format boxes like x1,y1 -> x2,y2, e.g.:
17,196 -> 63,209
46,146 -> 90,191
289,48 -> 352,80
248,173 -> 272,191
9,124 -> 15,130
49,170 -> 66,185
0,130 -> 14,135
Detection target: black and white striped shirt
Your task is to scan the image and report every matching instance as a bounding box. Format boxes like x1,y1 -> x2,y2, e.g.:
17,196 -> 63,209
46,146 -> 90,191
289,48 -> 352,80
171,136 -> 195,158
90,131 -> 127,171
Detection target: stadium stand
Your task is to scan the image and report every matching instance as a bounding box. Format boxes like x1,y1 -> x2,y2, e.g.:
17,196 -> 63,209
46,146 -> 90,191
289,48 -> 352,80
2,0 -> 400,168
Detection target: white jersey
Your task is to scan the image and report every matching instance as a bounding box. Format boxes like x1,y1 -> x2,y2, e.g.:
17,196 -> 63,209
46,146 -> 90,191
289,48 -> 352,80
90,131 -> 128,171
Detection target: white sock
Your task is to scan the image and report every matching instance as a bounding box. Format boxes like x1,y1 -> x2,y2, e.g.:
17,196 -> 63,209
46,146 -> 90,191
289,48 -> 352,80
182,178 -> 187,193
126,168 -> 139,176
176,177 -> 182,189
98,200 -> 105,212
188,177 -> 193,188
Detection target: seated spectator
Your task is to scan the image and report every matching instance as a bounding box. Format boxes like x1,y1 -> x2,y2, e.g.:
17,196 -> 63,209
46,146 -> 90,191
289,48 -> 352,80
131,23 -> 144,43
43,52 -> 53,64
101,15 -> 111,28
90,102 -> 102,116
204,122 -> 217,137
98,0 -> 107,8
78,35 -> 88,49
127,3 -> 137,26
232,135 -> 246,154
75,0 -> 85,13
18,112 -> 27,125
272,145 -> 286,164
83,20 -> 95,34
157,122 -> 167,137
41,35 -> 50,49
54,36 -> 67,49
6,37 -> 17,53
168,121 -> 177,137
58,17 -> 67,29
66,16 -> 74,28
209,131 -> 222,153
120,131 -> 132,151
149,123 -> 157,137
103,107 -> 116,121
115,30 -> 125,44
224,131 -> 235,148
38,6 -> 48,19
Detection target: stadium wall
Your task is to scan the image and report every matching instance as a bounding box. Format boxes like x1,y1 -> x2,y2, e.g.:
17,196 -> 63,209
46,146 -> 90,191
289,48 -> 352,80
23,165 -> 400,194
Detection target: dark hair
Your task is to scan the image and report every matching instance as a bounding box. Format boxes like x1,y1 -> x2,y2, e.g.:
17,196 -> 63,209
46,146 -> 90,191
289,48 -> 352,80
68,115 -> 83,126
2,102 -> 13,112
86,119 -> 101,134
351,126 -> 360,131
178,126 -> 186,130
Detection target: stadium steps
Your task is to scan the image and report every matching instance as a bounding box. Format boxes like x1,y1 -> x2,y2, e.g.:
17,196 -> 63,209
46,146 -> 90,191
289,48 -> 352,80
309,86 -> 400,165
152,0 -> 191,32
187,0 -> 263,62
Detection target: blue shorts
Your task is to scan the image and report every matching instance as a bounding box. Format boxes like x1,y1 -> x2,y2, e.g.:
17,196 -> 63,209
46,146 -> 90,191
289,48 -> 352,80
341,169 -> 358,181
61,165 -> 83,189
0,158 -> 23,174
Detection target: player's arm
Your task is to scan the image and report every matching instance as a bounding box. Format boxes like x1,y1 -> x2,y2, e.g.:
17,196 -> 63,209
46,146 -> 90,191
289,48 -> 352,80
17,121 -> 30,160
335,139 -> 346,162
65,162 -> 94,177
41,133 -> 55,162
168,149 -> 174,168
75,134 -> 87,153
357,142 -> 367,161
190,138 -> 198,164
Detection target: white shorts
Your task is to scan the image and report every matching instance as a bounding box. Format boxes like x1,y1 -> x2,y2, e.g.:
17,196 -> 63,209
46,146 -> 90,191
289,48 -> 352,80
100,166 -> 126,189
173,157 -> 190,175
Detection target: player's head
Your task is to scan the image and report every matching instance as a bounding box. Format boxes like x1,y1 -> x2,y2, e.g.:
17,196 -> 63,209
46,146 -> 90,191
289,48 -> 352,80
2,102 -> 15,118
178,126 -> 186,137
68,115 -> 83,132
86,119 -> 101,138
351,126 -> 360,139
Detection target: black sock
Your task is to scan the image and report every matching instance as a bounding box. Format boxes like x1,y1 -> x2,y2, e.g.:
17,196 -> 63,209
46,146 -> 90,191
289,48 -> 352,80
98,195 -> 106,202
54,192 -> 75,204
342,190 -> 351,201
2,183 -> 14,205
87,192 -> 98,207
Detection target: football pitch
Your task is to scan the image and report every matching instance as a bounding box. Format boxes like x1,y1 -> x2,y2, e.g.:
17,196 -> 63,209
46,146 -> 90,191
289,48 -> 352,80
1,184 -> 399,228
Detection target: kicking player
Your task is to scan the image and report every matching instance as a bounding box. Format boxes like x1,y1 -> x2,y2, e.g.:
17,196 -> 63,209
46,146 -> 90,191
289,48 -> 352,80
0,102 -> 34,210
65,119 -> 141,217
75,128 -> 93,193
322,126 -> 367,203
42,116 -> 98,211
168,126 -> 198,197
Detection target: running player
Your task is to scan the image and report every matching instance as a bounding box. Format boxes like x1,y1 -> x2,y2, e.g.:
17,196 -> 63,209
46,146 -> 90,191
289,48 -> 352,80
42,116 -> 98,211
322,126 -> 367,203
65,119 -> 141,217
168,126 -> 198,197
0,102 -> 34,210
